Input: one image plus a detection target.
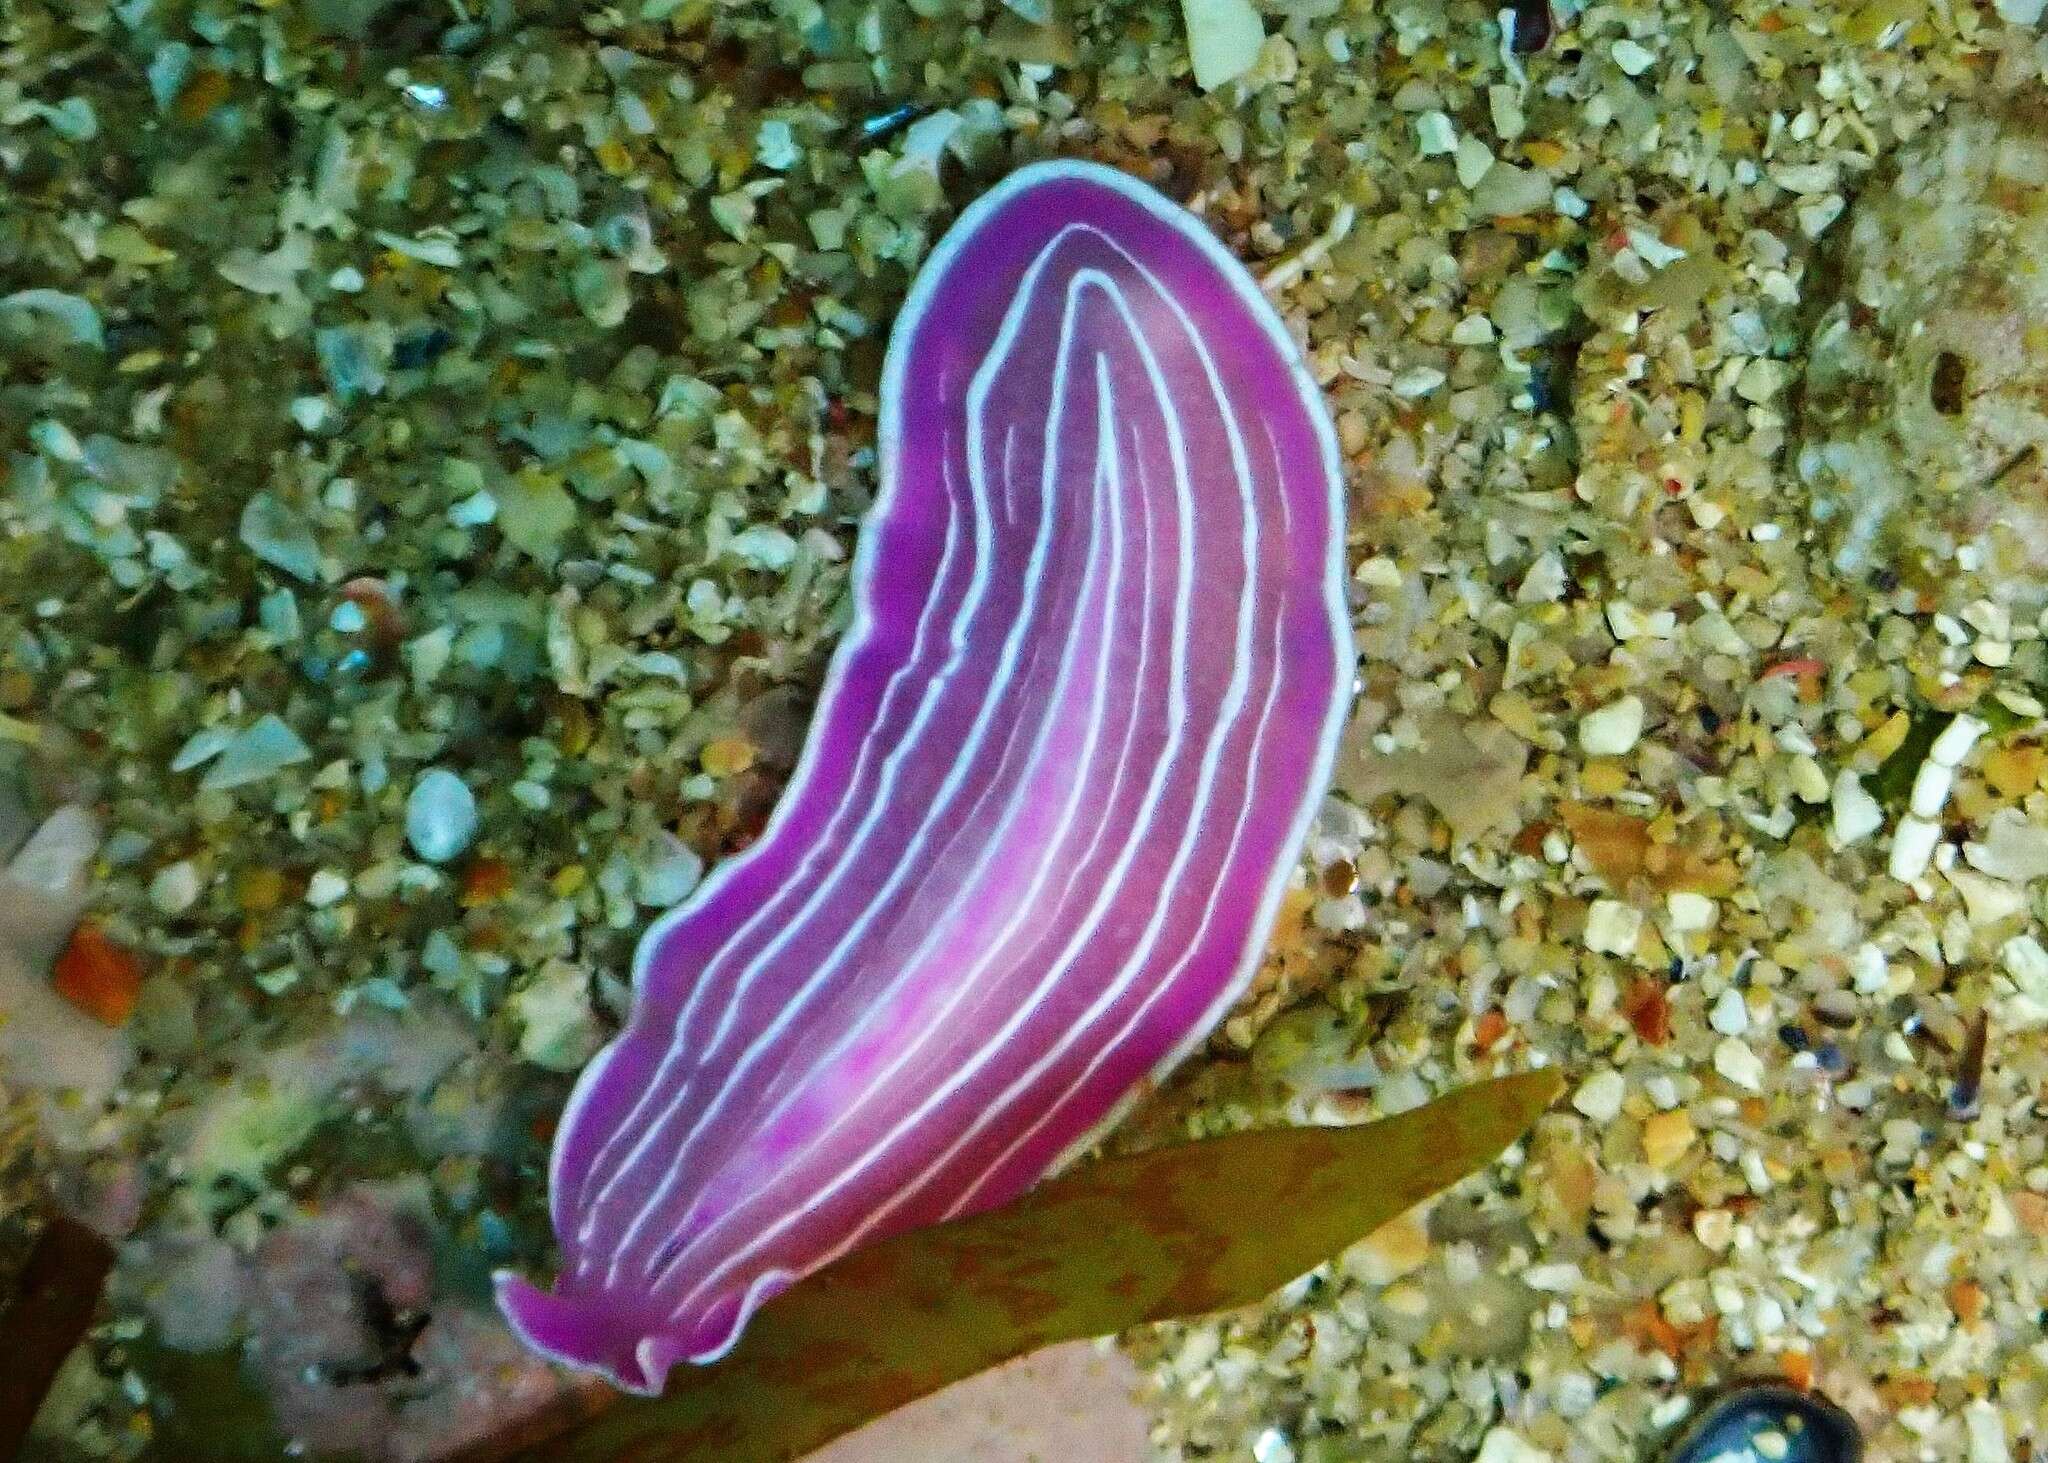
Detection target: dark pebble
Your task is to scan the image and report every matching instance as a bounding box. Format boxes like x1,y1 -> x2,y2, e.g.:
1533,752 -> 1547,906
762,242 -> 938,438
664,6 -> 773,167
1510,0 -> 1552,53
394,327 -> 453,370
1668,1384 -> 1861,1463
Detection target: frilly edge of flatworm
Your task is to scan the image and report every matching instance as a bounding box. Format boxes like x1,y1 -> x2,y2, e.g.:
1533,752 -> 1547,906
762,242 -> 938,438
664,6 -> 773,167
497,156 -> 1359,1393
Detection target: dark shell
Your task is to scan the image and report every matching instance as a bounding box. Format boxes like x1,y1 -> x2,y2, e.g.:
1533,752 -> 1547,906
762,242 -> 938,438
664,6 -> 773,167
1509,0 -> 1552,53
1669,1384 -> 1862,1463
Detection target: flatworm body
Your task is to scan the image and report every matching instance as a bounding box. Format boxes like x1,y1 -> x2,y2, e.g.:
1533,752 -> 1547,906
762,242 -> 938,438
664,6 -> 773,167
497,159 -> 1353,1394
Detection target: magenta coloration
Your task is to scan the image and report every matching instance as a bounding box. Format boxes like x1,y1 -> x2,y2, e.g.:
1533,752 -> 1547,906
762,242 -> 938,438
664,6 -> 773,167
496,159 -> 1353,1395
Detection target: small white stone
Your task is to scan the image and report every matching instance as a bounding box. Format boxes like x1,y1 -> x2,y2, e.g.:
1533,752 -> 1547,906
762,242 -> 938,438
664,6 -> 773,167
1851,942 -> 1890,994
1585,898 -> 1643,956
1251,1428 -> 1295,1463
1931,714 -> 1989,768
1832,771 -> 1883,845
1476,1428 -> 1553,1463
1516,550 -> 1566,604
1553,1372 -> 1596,1418
1736,358 -> 1791,404
449,490 -> 498,527
1611,38 -> 1656,74
1391,365 -> 1447,398
1572,1068 -> 1627,1123
1797,194 -> 1846,238
406,769 -> 479,865
635,832 -> 705,907
1965,1399 -> 2013,1463
1714,1037 -> 1765,1091
1769,160 -> 1838,195
1909,761 -> 1955,819
1182,0 -> 1266,88
1962,599 -> 2012,639
1451,314 -> 1496,345
1626,228 -> 1687,268
1949,867 -> 2027,925
1605,601 -> 1675,641
2004,934 -> 2048,1002
305,869 -> 349,908
1994,0 -> 2044,22
1666,891 -> 1716,932
1523,1261 -> 1585,1292
149,860 -> 202,915
1579,695 -> 1645,756
1455,134 -> 1495,188
1415,109 -> 1457,156
1709,987 -> 1750,1037
753,117 -> 800,170
1889,815 -> 1941,882
1354,556 -> 1402,588
1650,1396 -> 1693,1429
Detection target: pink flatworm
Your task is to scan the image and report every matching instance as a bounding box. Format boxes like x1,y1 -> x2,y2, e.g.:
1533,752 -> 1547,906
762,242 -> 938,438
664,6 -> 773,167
496,158 -> 1353,1394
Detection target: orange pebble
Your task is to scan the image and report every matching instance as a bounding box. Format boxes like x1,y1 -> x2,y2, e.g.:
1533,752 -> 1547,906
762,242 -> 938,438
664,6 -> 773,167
1780,1349 -> 1815,1391
460,856 -> 514,906
52,923 -> 143,1027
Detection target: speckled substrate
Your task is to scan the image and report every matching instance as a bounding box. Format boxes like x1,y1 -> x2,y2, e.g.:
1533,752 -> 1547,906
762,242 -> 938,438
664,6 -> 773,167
7,0 -> 2048,1460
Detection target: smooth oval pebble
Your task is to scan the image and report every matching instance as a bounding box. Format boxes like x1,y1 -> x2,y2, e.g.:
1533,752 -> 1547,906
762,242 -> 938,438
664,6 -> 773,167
497,158 -> 1352,1394
405,769 -> 478,865
1668,1384 -> 1862,1463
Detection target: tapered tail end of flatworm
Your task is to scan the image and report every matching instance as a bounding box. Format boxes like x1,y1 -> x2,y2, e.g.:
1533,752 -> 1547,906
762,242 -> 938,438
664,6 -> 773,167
499,154 -> 1354,1397
495,1269 -> 779,1395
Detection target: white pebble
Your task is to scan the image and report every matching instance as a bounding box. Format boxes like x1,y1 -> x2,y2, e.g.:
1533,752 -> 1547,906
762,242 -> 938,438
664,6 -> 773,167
149,860 -> 202,915
2003,934 -> 2048,1001
1376,1069 -> 1429,1114
1451,314 -> 1495,345
1666,891 -> 1716,932
1714,1037 -> 1765,1092
1391,365 -> 1447,399
1579,695 -> 1644,756
1585,898 -> 1643,955
1851,942 -> 1890,995
1516,550 -> 1566,604
1965,1399 -> 2012,1463
635,832 -> 705,907
407,769 -> 479,865
1415,109 -> 1457,156
1909,760 -> 1954,819
1889,814 -> 1941,882
1831,770 -> 1883,845
1355,555 -> 1402,588
1931,713 -> 1989,768
306,869 -> 349,908
1572,1068 -> 1627,1123
1455,134 -> 1495,188
1476,1428 -> 1553,1463
1610,38 -> 1656,74
1709,987 -> 1751,1037
1739,357 -> 1791,404
1797,194 -> 1845,238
